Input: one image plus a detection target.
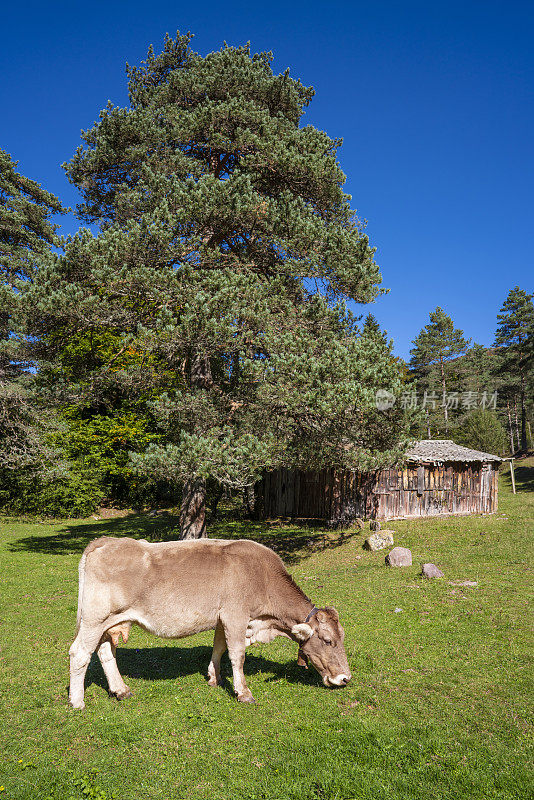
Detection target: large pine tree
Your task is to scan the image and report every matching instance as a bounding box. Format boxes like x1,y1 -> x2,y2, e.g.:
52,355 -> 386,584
30,34 -> 407,536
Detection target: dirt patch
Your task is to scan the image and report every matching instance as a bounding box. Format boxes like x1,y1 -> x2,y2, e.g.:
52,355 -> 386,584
96,507 -> 135,519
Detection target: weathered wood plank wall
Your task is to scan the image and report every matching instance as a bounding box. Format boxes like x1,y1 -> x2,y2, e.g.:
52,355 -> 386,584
255,462 -> 499,522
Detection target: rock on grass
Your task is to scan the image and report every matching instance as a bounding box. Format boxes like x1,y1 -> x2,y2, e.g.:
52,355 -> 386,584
364,531 -> 394,551
385,547 -> 412,566
422,563 -> 444,579
449,580 -> 478,588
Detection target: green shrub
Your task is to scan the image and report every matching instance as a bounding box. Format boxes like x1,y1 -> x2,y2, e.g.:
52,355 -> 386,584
0,463 -> 102,518
0,404 -> 174,517
453,409 -> 509,456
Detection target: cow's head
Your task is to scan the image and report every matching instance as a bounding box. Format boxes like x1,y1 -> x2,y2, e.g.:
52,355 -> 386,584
291,607 -> 351,687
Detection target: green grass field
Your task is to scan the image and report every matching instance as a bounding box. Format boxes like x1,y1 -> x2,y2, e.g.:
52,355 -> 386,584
1,461 -> 532,800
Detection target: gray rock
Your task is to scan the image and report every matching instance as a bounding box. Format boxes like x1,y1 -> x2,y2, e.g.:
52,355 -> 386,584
385,547 -> 413,567
370,520 -> 381,531
364,531 -> 394,551
421,563 -> 444,579
448,580 -> 478,588
354,517 -> 365,530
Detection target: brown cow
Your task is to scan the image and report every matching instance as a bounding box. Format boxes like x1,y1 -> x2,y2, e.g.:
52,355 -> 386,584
68,536 -> 351,708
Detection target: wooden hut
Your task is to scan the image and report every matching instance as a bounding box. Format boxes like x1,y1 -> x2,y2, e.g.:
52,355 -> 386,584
254,440 -> 502,524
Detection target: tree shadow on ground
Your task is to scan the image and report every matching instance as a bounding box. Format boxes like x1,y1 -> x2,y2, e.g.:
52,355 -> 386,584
513,464 -> 534,492
9,512 -> 181,556
84,643 -> 323,699
501,462 -> 534,493
9,508 -> 357,564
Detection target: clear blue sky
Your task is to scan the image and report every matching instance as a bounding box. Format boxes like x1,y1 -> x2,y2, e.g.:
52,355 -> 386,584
1,0 -> 532,359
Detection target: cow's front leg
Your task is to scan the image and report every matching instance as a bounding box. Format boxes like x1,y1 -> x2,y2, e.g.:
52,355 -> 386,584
97,639 -> 132,700
207,621 -> 227,687
221,616 -> 255,703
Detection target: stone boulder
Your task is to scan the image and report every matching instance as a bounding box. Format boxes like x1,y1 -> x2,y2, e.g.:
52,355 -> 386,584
354,518 -> 365,530
421,563 -> 444,579
385,547 -> 412,567
364,531 -> 394,551
448,580 -> 478,588
369,520 -> 381,531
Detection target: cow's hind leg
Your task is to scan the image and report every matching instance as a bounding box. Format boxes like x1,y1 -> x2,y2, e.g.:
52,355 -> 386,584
97,639 -> 132,700
68,626 -> 103,709
207,621 -> 227,687
221,616 -> 255,703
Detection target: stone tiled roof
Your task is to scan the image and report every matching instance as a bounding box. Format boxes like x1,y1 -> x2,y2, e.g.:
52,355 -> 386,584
404,439 -> 502,464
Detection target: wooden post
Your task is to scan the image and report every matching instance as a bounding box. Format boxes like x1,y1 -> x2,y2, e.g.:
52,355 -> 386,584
509,458 -> 516,495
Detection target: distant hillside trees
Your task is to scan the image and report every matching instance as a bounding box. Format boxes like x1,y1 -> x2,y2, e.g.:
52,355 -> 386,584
408,288 -> 533,454
494,287 -> 534,452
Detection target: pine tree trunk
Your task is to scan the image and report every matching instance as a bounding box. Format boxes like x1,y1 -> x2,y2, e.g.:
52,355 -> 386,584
520,373 -> 527,451
210,483 -> 225,521
440,357 -> 448,433
179,351 -> 213,539
506,402 -> 515,454
179,477 -> 207,539
244,485 -> 255,517
513,396 -> 520,452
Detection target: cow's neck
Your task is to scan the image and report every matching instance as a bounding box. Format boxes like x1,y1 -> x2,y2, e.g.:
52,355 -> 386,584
271,583 -> 315,634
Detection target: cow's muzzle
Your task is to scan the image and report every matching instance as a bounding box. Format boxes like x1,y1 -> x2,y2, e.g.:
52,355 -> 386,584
323,673 -> 351,687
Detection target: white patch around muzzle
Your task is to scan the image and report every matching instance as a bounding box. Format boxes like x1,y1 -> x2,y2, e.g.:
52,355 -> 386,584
324,673 -> 351,687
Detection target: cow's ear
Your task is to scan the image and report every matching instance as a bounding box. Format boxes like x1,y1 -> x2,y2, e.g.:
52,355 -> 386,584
291,623 -> 314,642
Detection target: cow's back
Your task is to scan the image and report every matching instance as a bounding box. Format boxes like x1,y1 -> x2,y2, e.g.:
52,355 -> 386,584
79,536 -> 288,638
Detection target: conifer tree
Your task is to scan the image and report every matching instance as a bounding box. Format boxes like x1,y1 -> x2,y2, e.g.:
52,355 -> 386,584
409,307 -> 470,434
459,343 -> 495,393
0,150 -> 64,471
494,286 -> 534,451
31,33 -> 407,536
454,409 -> 508,456
359,314 -> 417,449
0,149 -> 63,378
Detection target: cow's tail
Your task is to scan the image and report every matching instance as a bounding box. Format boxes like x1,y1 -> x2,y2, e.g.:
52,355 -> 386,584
75,551 -> 87,633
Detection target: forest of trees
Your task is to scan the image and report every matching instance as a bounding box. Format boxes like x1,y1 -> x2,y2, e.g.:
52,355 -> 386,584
407,294 -> 533,454
1,34 -> 532,527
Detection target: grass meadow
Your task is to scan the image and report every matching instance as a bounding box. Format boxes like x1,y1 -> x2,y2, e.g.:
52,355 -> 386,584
0,460 -> 532,800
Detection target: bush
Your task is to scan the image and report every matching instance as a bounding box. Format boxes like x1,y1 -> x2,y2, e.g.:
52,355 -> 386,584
0,463 -> 102,518
0,404 -> 179,518
453,409 -> 509,456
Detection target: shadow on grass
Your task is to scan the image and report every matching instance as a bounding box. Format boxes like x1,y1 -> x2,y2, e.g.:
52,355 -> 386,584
9,513 -> 180,557
514,464 -> 534,492
501,462 -> 534,493
85,643 -> 323,698
10,508 -> 355,564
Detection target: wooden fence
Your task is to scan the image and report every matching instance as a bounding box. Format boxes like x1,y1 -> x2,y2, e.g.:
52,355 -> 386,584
254,462 -> 499,523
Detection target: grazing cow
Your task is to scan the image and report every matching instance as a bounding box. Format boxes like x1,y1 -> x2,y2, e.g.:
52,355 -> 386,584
68,537 -> 351,708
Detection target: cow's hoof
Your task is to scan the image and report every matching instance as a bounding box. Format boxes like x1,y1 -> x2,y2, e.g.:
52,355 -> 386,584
69,700 -> 85,710
116,688 -> 133,701
237,693 -> 256,704
207,676 -> 223,687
